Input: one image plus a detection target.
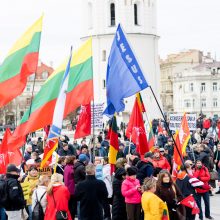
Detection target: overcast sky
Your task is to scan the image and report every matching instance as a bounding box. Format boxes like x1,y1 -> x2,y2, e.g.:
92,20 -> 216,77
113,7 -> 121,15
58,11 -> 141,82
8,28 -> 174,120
0,0 -> 220,68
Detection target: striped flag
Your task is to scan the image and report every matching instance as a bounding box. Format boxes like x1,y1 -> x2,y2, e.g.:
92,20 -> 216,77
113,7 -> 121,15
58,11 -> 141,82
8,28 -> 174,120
108,115 -> 119,174
41,47 -> 72,167
136,93 -> 146,112
0,16 -> 43,107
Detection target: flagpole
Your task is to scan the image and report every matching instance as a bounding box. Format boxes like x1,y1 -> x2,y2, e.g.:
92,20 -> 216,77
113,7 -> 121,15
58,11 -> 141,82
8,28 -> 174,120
149,86 -> 186,168
128,136 -> 132,157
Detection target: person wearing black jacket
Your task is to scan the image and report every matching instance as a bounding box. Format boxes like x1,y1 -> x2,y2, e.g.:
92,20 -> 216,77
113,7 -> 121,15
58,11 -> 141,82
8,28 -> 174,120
58,143 -> 74,156
5,164 -> 25,219
214,144 -> 220,194
75,164 -> 108,220
112,168 -> 127,220
176,166 -> 197,220
74,154 -> 88,184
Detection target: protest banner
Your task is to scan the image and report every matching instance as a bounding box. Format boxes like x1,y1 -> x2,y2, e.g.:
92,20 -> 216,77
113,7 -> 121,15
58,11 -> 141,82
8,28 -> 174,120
169,113 -> 197,131
91,103 -> 104,129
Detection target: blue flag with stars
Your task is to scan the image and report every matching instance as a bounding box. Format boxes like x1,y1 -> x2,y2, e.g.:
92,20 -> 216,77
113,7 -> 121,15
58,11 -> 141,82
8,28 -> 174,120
103,24 -> 149,117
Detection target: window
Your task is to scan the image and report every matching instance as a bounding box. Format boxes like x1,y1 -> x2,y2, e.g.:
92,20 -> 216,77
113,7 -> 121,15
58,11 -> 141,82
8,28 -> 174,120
26,98 -> 31,105
88,3 -> 93,29
184,99 -> 191,108
189,83 -> 193,92
110,3 -> 115,26
201,83 -> 205,92
192,99 -> 195,107
134,4 -> 138,25
102,50 -> 106,61
201,98 -> 206,107
213,98 -> 218,107
213,82 -> 217,92
103,79 -> 106,89
26,84 -> 31,92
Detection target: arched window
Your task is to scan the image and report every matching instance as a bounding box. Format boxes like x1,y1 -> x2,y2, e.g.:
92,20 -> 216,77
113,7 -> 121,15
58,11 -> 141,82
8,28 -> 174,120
88,3 -> 93,29
110,3 -> 115,26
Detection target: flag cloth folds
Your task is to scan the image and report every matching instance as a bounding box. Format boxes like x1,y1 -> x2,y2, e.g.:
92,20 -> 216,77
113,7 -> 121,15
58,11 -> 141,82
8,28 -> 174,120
162,202 -> 170,220
136,93 -> 146,112
0,16 -> 43,107
126,98 -> 149,156
74,103 -> 91,139
103,24 -> 149,116
179,113 -> 190,155
8,38 -> 94,151
41,47 -> 72,168
179,194 -> 200,214
108,115 -> 119,173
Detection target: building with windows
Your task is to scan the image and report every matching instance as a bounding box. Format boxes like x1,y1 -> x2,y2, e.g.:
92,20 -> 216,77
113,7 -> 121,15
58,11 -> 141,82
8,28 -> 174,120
0,62 -> 54,128
173,61 -> 220,117
80,0 -> 161,121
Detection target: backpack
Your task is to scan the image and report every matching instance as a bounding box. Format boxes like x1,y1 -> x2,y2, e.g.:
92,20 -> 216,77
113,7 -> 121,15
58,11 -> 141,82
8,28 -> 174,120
32,191 -> 46,220
0,178 -> 8,207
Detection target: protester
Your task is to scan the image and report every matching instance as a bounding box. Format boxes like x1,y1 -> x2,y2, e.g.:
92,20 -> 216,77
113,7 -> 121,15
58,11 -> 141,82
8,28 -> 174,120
176,166 -> 197,220
32,175 -> 50,214
121,166 -> 141,220
152,149 -> 171,171
64,155 -> 76,219
214,144 -> 220,194
44,173 -> 72,220
24,165 -> 39,220
24,144 -> 32,161
141,177 -> 168,220
74,154 -> 88,184
54,157 -> 64,175
58,142 -> 73,156
75,164 -> 108,220
136,152 -> 154,185
4,164 -> 26,219
95,142 -> 107,157
112,168 -> 127,220
155,170 -> 185,220
193,160 -> 213,220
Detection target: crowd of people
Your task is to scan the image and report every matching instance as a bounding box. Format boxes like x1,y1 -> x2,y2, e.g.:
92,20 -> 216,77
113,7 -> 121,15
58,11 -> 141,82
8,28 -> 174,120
0,116 -> 219,220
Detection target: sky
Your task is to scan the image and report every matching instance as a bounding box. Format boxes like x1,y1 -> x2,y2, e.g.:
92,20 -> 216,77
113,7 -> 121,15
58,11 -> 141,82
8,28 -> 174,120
0,0 -> 220,68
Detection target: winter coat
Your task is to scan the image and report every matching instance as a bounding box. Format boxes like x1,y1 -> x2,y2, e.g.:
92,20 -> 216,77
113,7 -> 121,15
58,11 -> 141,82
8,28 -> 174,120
5,174 -> 25,211
94,147 -> 107,157
136,160 -> 154,185
193,165 -> 210,193
112,173 -> 127,220
44,184 -> 72,220
32,185 -> 47,213
152,156 -> 171,171
64,164 -> 75,195
141,191 -> 167,220
24,174 -> 39,205
74,161 -> 86,184
203,119 -> 211,129
102,164 -> 113,198
74,175 -> 108,220
214,150 -> 220,170
58,148 -> 73,157
155,183 -> 185,220
194,132 -> 201,144
121,176 -> 141,204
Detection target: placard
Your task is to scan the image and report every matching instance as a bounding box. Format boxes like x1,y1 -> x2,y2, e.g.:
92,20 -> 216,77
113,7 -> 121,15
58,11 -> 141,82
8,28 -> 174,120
91,103 -> 104,129
169,113 -> 197,131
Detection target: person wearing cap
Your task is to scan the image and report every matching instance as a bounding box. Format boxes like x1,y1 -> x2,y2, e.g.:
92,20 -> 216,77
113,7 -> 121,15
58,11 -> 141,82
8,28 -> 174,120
4,164 -> 25,219
74,154 -> 89,185
112,168 -> 127,220
121,166 -> 141,220
152,149 -> 171,171
23,165 -> 39,219
136,152 -> 154,185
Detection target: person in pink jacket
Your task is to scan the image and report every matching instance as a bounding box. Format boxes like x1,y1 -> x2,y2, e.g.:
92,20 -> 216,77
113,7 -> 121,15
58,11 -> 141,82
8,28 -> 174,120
121,166 -> 141,220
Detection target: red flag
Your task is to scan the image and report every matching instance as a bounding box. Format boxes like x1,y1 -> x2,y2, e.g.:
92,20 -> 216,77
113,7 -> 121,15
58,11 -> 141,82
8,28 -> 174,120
74,103 -> 91,139
0,128 -> 10,174
180,194 -> 200,214
126,99 -> 149,156
8,149 -> 22,166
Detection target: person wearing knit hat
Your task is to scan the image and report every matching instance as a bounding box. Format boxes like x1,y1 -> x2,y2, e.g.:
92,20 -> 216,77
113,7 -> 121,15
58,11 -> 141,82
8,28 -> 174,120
122,166 -> 141,220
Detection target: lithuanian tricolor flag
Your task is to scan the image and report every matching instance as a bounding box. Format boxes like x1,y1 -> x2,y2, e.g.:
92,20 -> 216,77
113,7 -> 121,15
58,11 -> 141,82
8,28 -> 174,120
8,38 -> 93,151
108,115 -> 119,173
0,16 -> 43,107
136,92 -> 146,112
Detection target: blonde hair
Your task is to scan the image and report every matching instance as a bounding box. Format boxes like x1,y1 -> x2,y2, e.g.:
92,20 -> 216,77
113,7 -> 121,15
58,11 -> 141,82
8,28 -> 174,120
38,175 -> 49,187
142,177 -> 157,191
47,173 -> 64,195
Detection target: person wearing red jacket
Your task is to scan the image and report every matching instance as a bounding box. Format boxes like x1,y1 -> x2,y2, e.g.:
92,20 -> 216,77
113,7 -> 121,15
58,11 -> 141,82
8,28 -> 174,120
152,149 -> 171,171
193,160 -> 213,220
203,118 -> 211,130
44,173 -> 72,220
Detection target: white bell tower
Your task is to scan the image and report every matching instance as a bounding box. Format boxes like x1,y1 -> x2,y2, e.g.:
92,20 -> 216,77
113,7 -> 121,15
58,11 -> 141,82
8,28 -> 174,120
80,0 -> 161,121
